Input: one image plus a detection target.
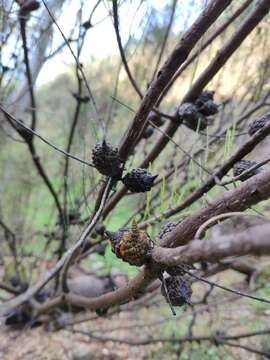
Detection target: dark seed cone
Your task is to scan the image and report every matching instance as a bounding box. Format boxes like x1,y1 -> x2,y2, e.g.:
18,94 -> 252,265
92,140 -> 122,177
187,114 -> 208,131
248,113 -> 270,136
194,90 -> 218,117
68,208 -> 80,223
95,224 -> 106,236
147,111 -> 165,127
82,20 -> 92,30
5,308 -> 31,329
178,103 -> 198,122
142,126 -> 154,139
195,90 -> 215,105
178,103 -> 208,131
157,221 -> 179,241
161,276 -> 192,307
15,120 -> 33,143
106,219 -> 152,266
95,243 -> 106,256
158,221 -> 193,275
233,160 -> 263,181
122,168 -> 157,193
20,0 -> 40,15
95,307 -> 108,317
197,100 -> 218,116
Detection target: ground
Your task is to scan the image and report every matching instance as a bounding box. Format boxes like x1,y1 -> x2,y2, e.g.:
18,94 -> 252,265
1,267 -> 269,360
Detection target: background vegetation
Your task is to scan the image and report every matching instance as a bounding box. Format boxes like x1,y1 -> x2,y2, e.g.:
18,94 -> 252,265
1,0 -> 270,359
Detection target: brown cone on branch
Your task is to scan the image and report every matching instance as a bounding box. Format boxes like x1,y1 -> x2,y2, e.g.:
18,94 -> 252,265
105,219 -> 152,266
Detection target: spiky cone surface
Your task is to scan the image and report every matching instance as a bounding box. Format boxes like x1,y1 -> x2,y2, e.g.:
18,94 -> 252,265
233,160 -> 263,181
178,103 -> 208,131
105,228 -> 126,258
158,222 -> 193,275
195,90 -> 215,105
178,102 -> 199,122
92,140 -> 122,177
122,168 -> 157,193
197,100 -> 218,116
194,90 -> 218,117
147,111 -> 165,127
106,220 -> 152,266
157,221 -> 179,241
185,114 -> 208,131
161,276 -> 192,307
248,113 -> 270,136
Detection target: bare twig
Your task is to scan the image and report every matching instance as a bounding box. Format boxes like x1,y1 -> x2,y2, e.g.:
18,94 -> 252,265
0,106 -> 94,167
19,14 -> 37,130
0,178 -> 112,316
40,0 -> 102,128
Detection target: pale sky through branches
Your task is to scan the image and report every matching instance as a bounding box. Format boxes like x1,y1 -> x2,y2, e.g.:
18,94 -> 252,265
37,0 -> 203,85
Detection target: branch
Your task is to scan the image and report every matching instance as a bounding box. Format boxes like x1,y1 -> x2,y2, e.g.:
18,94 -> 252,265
0,178 -> 112,317
112,0 -> 142,97
0,106 -> 94,168
19,14 -> 37,130
159,168 -> 270,248
150,0 -> 178,82
139,115 -> 270,228
28,168 -> 270,314
72,328 -> 270,348
157,0 -> 254,105
101,0 -> 270,219
118,0 -> 233,160
41,0 -> 101,126
152,223 -> 270,266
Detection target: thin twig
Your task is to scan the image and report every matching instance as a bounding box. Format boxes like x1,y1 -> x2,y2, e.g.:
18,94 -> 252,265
0,178 -> 112,316
0,106 -> 94,167
40,0 -> 102,130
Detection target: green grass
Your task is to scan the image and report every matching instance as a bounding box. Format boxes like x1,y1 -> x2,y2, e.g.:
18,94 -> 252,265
253,283 -> 270,311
